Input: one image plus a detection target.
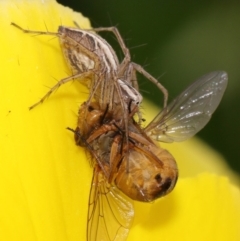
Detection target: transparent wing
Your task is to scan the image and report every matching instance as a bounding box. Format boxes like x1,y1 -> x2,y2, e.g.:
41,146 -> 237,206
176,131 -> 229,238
145,71 -> 228,142
88,167 -> 134,241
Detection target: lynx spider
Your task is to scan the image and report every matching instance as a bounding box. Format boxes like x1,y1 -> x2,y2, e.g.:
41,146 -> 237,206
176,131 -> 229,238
11,22 -> 168,114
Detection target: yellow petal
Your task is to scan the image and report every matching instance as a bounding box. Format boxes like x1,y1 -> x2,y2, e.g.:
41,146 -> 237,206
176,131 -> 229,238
1,1 -> 239,241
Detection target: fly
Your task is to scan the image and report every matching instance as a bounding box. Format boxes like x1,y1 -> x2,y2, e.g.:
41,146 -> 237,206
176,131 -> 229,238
69,71 -> 228,241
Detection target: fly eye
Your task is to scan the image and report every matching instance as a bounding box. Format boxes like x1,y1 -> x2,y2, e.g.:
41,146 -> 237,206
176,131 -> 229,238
154,173 -> 162,183
161,178 -> 172,192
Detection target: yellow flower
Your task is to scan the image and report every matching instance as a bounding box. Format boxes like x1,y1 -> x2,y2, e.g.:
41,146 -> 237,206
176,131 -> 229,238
0,1 -> 239,241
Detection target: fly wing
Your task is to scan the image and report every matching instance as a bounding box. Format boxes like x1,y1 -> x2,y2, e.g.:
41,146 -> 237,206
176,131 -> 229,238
87,167 -> 134,241
145,71 -> 228,142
